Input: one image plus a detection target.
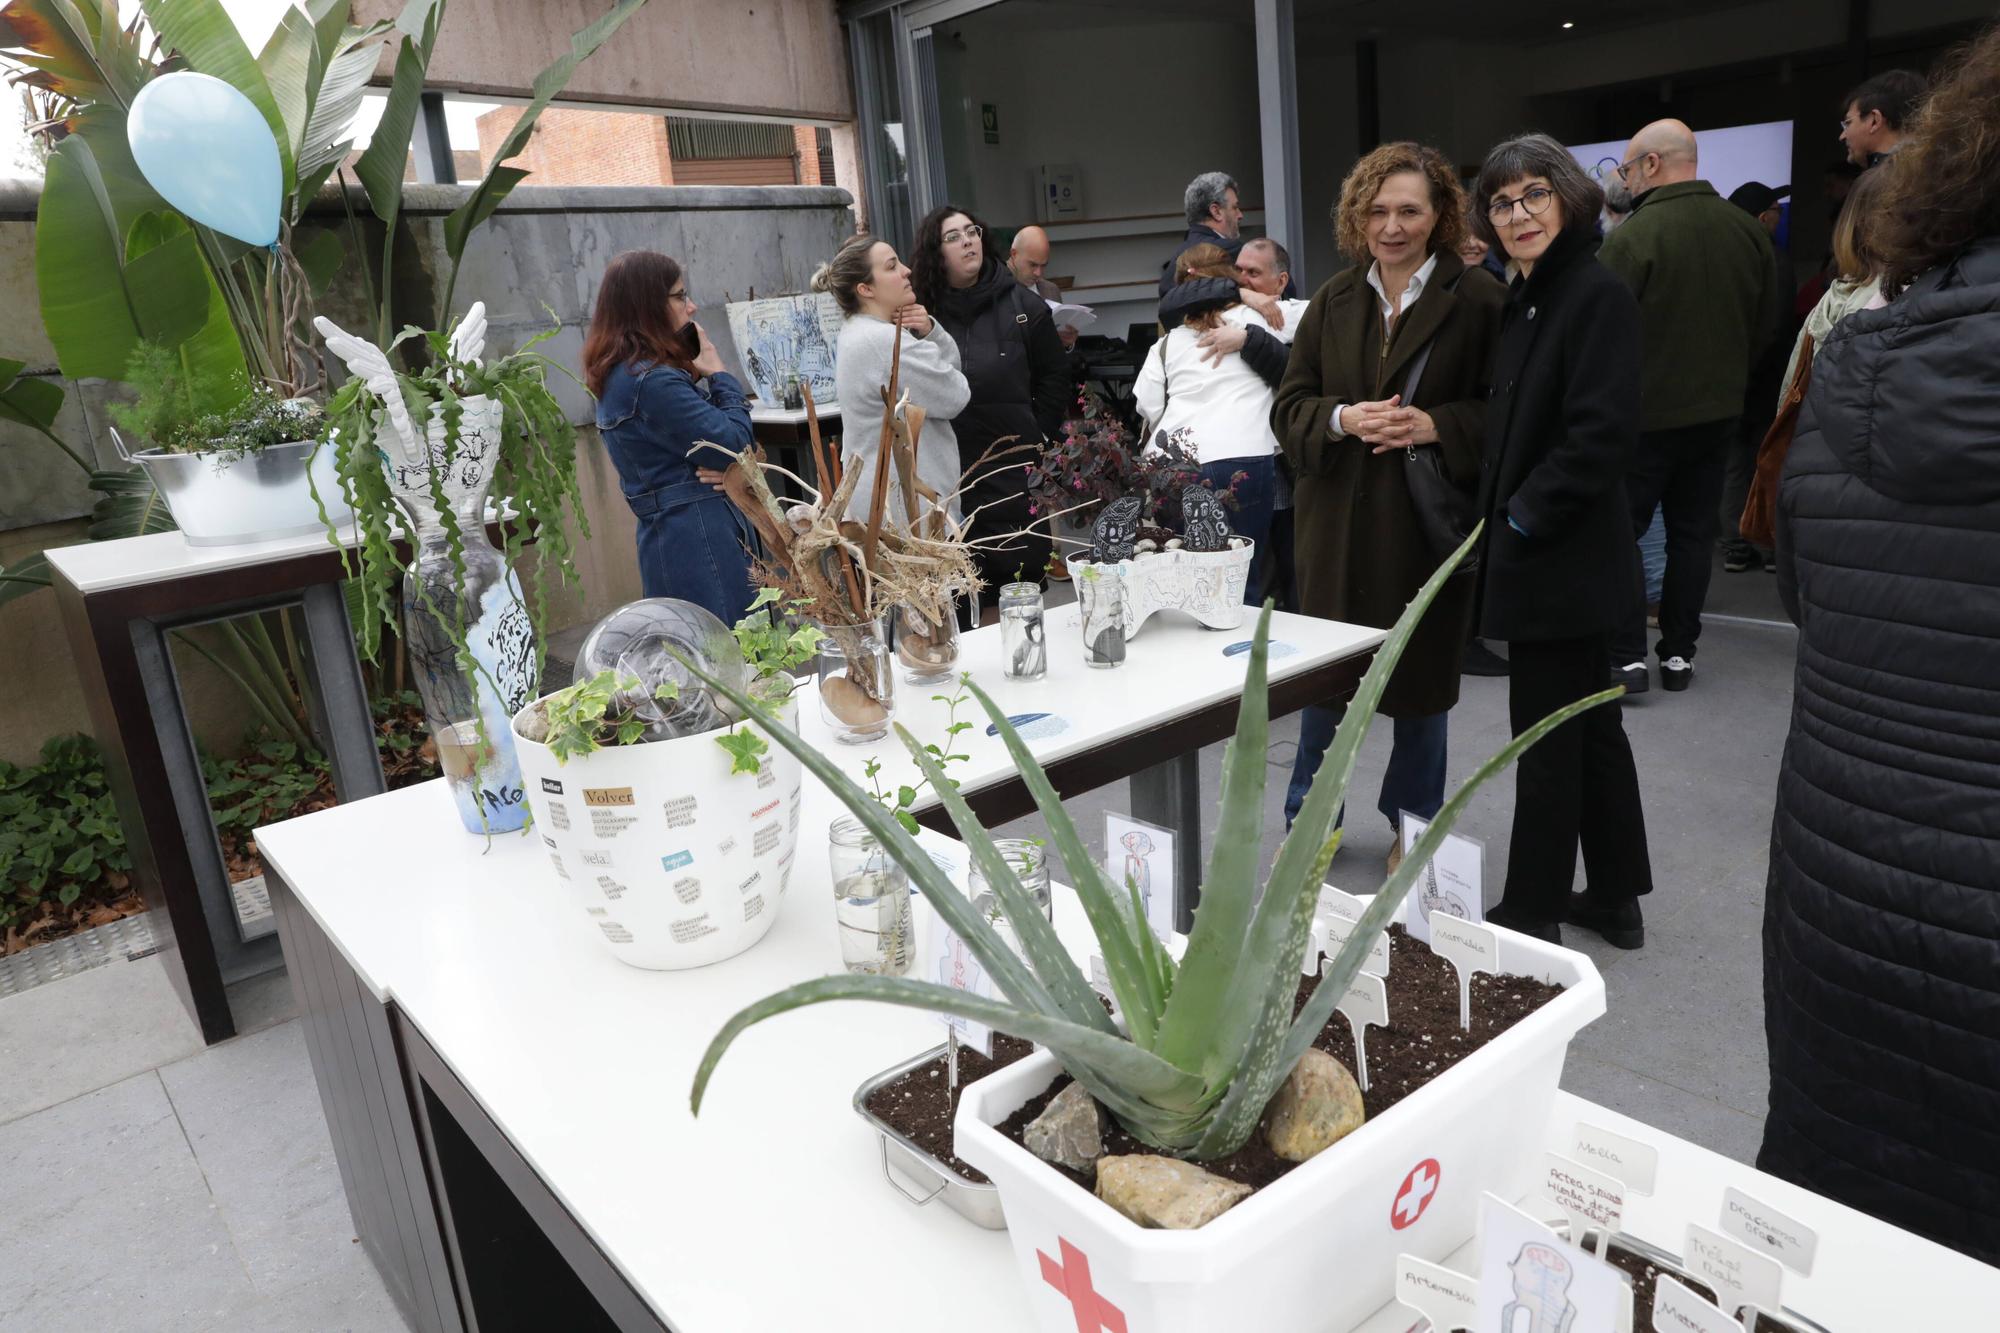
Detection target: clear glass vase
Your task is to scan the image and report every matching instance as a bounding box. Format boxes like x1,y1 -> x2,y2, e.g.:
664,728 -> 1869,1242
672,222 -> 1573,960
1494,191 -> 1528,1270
998,582 -> 1047,681
1075,566 -> 1127,668
389,397 -> 537,833
894,600 -> 960,685
969,839 -> 1052,959
814,616 -> 895,744
829,816 -> 913,975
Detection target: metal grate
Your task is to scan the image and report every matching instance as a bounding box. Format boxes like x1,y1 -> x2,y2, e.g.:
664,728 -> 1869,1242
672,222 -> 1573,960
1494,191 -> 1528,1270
0,910 -> 163,998
666,116 -> 796,162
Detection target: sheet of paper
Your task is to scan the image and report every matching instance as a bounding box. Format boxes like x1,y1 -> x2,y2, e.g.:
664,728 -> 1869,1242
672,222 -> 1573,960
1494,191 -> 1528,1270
1476,1193 -> 1630,1333
1104,812 -> 1175,943
1399,811 -> 1485,945
1045,299 -> 1097,331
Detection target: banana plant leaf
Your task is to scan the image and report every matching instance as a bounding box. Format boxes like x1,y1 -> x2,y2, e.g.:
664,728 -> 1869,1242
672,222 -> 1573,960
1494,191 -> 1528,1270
0,551 -> 53,609
124,211 -> 247,412
292,10 -> 395,213
85,466 -> 177,542
0,0 -> 149,106
0,358 -> 65,434
439,0 -> 650,312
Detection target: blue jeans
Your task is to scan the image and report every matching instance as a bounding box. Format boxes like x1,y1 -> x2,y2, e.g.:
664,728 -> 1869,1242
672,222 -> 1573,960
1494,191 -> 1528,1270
1285,705 -> 1449,831
1199,455 -> 1276,604
1639,504 -> 1666,603
630,480 -> 759,628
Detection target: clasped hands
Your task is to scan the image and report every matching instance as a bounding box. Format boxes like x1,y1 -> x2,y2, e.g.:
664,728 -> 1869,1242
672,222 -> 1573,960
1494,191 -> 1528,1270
1341,394 -> 1439,453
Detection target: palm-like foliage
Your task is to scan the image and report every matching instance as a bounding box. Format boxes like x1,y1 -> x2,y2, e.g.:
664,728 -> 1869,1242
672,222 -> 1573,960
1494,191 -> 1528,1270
687,527 -> 1620,1159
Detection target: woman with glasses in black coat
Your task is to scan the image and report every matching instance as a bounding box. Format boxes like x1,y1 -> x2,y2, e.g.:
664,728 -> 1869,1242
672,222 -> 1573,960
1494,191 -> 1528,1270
1470,133 -> 1655,947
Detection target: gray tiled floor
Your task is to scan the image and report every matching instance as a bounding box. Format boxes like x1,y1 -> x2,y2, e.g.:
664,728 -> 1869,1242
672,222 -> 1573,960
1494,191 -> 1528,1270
0,563 -> 1794,1333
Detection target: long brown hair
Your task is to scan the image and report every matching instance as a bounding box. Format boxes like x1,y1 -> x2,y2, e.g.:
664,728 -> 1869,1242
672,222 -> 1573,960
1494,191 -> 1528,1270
584,250 -> 694,397
1173,243 -> 1241,332
1831,164 -> 1889,283
1875,24 -> 2000,293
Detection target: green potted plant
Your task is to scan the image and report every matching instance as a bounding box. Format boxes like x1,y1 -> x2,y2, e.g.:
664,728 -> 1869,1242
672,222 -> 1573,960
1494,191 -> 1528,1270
683,529 -> 1619,1332
510,598 -> 815,972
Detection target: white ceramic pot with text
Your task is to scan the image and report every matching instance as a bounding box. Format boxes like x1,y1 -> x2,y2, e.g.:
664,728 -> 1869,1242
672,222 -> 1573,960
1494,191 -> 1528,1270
1065,541 -> 1253,640
953,917 -> 1605,1333
511,698 -> 803,969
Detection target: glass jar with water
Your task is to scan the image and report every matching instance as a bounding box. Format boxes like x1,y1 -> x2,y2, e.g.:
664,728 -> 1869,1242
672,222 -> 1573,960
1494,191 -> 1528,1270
828,817 -> 913,975
969,839 -> 1052,959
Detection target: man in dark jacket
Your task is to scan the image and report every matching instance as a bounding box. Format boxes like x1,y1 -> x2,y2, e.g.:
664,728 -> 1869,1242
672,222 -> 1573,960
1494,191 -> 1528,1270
1761,234 -> 2000,1266
1160,171 -> 1246,296
1838,68 -> 1925,168
1599,119 -> 1778,693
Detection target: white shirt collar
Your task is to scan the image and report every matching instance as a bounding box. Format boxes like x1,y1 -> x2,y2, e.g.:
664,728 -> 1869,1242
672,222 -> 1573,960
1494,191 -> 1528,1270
1365,251 -> 1440,321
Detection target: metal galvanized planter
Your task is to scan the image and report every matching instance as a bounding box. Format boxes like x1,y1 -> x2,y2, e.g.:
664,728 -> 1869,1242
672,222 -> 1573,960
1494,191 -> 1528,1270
853,1044 -> 1006,1230
1582,1228 -> 1834,1333
125,437 -> 352,546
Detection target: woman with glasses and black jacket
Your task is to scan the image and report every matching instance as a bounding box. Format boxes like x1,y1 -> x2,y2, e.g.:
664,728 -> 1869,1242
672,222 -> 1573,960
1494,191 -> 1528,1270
911,206 -> 1068,608
1470,133 -> 1655,947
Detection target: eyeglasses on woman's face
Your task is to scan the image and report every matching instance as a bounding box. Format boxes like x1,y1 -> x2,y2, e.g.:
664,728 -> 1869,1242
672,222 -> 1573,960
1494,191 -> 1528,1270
941,223 -> 983,246
667,287 -> 690,303
1486,185 -> 1556,225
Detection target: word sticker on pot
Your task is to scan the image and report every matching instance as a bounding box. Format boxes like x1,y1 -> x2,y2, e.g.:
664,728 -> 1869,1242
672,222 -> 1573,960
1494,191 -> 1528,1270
1334,970 -> 1389,1090
1394,1253 -> 1476,1332
1572,1120 -> 1660,1196
1543,1151 -> 1625,1257
1429,914 -> 1499,1030
1653,1274 -> 1739,1333
1719,1186 -> 1818,1277
1682,1222 -> 1784,1326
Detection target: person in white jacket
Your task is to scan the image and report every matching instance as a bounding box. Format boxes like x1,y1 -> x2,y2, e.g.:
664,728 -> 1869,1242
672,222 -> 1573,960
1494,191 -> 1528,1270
1134,243 -> 1283,598
812,235 -> 971,528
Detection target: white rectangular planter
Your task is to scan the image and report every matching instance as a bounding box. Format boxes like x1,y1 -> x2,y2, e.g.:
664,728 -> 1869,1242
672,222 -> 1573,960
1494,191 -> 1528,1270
954,925 -> 1605,1333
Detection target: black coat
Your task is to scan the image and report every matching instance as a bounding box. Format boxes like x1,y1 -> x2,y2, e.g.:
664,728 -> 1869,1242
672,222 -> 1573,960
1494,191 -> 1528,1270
1759,236 -> 2000,1263
1272,252 -> 1504,717
1474,227 -> 1644,643
934,256 -> 1068,580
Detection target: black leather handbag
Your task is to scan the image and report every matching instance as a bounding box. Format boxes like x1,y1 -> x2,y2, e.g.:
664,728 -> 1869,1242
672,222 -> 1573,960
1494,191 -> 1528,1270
1397,285 -> 1479,575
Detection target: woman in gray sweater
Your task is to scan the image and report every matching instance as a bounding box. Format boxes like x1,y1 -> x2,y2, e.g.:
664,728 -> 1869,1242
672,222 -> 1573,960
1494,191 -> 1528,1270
814,234 -> 970,527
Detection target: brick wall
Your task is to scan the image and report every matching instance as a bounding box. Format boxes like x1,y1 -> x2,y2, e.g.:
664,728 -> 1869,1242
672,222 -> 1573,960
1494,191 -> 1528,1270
793,125 -> 821,186
474,106 -> 675,186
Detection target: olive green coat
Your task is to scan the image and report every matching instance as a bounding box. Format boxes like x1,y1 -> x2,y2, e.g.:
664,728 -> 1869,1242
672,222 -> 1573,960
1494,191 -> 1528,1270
1271,250 -> 1506,717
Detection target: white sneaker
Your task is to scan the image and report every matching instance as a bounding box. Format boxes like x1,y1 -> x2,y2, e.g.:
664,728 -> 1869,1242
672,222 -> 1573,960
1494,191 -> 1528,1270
1661,656 -> 1693,691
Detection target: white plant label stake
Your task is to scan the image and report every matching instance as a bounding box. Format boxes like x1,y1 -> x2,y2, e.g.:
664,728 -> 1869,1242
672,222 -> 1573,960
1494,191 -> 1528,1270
1719,1186 -> 1818,1278
1653,1274 -> 1741,1333
1429,914 -> 1499,1030
1394,1253 -> 1477,1332
1683,1222 -> 1784,1333
1332,968 -> 1389,1090
1320,909 -> 1391,977
1572,1119 -> 1660,1196
1542,1151 -> 1626,1256
931,912 -> 994,1092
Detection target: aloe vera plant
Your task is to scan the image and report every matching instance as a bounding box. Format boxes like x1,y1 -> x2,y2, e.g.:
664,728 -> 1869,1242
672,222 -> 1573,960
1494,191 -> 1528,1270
686,525 -> 1619,1158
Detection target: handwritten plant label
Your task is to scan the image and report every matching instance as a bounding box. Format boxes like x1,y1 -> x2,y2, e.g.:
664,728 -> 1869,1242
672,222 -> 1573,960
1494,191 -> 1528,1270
1317,884 -> 1365,923
1105,812 -> 1175,943
1543,1152 -> 1625,1255
1395,1253 -> 1477,1332
931,909 -> 994,1057
1653,1274 -> 1740,1333
1683,1223 -> 1783,1325
1333,969 -> 1389,1091
1430,914 -> 1499,1030
1398,811 -> 1486,945
1088,953 -> 1115,1003
1572,1120 -> 1660,1196
1322,909 -> 1392,977
1719,1186 -> 1818,1277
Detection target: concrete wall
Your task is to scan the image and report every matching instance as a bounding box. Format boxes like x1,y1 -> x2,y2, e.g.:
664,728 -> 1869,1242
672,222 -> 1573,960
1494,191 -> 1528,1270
0,180 -> 854,764
353,0 -> 853,122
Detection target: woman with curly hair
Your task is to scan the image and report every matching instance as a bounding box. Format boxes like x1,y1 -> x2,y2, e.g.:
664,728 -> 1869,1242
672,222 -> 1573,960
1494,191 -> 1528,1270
1759,24 -> 2000,1263
1271,141 -> 1506,857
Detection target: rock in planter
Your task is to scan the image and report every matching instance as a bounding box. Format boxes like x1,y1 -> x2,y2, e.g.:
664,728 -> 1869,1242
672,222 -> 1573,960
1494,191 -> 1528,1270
1024,1082 -> 1103,1172
1095,1154 -> 1252,1229
1264,1048 -> 1365,1162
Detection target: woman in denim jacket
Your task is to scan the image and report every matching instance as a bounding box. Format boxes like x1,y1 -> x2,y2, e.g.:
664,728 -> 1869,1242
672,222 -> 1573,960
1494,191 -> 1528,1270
584,250 -> 757,627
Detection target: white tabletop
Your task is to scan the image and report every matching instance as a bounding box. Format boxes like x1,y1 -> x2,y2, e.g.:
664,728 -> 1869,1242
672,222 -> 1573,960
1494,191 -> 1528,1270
255,606 -> 1996,1331
44,525 -> 357,595
750,404 -> 841,426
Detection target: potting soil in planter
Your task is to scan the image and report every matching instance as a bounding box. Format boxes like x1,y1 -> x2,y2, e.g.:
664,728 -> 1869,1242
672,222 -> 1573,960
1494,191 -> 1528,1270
996,925 -> 1565,1195
862,1034 -> 1037,1185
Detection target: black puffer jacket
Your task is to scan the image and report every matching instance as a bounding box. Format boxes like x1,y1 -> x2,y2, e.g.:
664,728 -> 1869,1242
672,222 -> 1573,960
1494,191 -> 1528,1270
934,256 -> 1067,582
1759,236 -> 2000,1264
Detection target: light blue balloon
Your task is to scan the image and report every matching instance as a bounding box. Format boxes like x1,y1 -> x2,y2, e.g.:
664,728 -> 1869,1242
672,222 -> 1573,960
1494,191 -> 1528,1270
127,72 -> 282,248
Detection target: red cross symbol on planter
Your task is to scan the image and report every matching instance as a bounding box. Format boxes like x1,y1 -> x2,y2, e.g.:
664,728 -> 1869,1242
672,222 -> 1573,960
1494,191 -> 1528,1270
1391,1157 -> 1442,1230
1038,1236 -> 1128,1333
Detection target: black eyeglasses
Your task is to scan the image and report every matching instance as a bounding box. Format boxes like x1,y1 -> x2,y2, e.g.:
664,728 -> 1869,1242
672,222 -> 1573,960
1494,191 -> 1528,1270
668,287 -> 690,301
1486,186 -> 1556,224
